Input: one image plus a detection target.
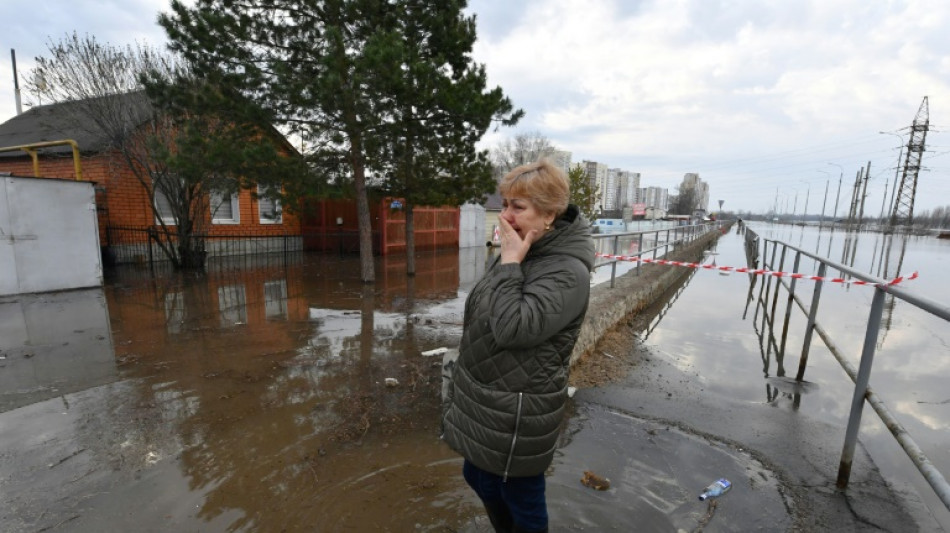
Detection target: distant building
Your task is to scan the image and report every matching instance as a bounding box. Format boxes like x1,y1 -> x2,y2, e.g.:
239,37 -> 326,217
609,168 -> 639,211
637,186 -> 669,213
578,160 -> 608,214
681,172 -> 709,211
626,172 -> 641,207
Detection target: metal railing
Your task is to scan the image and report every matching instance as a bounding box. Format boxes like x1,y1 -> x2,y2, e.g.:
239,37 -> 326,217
744,228 -> 950,511
592,222 -> 724,288
104,225 -> 308,268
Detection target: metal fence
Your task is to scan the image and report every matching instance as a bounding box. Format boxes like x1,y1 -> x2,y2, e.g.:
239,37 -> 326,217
591,222 -> 725,288
104,225 -> 309,268
744,227 -> 950,511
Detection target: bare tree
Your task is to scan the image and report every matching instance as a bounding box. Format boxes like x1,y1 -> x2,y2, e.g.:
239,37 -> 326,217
490,132 -> 556,178
669,185 -> 700,215
26,33 -> 291,268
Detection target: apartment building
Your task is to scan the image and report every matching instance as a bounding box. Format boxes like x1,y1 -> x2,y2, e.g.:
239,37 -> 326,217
681,172 -> 710,211
579,160 -> 609,213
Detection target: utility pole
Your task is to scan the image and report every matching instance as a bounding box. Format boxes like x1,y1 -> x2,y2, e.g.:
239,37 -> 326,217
799,180 -> 810,225
828,162 -> 844,229
11,49 -> 23,115
879,178 -> 889,223
847,168 -> 862,229
858,161 -> 871,227
889,96 -> 929,229
819,179 -> 829,231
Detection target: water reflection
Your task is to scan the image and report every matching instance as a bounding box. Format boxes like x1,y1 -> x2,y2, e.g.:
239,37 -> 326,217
2,249 -> 480,532
657,223 -> 950,530
0,288 -> 116,411
105,250 -> 471,530
629,237 -> 738,342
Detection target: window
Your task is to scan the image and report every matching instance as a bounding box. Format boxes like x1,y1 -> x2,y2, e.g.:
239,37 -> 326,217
257,185 -> 282,224
211,192 -> 240,224
153,175 -> 177,225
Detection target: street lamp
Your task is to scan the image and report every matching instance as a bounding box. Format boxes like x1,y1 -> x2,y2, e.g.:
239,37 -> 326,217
827,162 -> 844,226
799,180 -> 810,225
816,170 -> 831,230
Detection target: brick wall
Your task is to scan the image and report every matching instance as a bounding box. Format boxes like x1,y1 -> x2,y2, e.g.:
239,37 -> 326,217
0,152 -> 301,240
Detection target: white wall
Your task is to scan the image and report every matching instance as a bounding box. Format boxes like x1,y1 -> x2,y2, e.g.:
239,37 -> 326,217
459,203 -> 486,248
0,176 -> 102,296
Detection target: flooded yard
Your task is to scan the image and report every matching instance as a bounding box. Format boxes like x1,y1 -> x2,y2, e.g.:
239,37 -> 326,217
1,249 -> 488,532
8,224 -> 935,531
3,241 -> 791,533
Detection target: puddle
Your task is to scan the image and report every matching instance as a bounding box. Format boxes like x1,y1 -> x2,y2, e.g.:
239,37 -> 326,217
548,404 -> 791,532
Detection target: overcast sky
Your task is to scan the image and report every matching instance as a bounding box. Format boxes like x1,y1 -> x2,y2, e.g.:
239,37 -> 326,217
2,0 -> 948,215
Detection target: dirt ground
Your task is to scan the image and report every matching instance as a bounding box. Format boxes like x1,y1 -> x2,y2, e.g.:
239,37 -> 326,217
569,318 -> 646,389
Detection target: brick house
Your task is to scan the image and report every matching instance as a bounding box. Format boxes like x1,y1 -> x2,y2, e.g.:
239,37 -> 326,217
0,93 -> 301,264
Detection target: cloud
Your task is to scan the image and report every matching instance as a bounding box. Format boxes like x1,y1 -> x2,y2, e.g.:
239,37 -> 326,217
468,0 -> 950,210
3,0 -> 948,212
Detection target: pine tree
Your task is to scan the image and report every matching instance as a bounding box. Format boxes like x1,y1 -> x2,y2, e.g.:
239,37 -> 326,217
373,0 -> 521,274
159,0 -> 520,280
568,165 -> 599,222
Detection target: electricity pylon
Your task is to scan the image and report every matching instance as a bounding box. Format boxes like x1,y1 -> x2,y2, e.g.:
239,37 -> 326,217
888,97 -> 929,228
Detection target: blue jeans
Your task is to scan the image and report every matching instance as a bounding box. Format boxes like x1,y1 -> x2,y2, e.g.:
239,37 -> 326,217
463,460 -> 548,531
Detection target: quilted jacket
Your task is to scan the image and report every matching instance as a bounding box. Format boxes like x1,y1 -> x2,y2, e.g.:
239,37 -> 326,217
441,204 -> 594,479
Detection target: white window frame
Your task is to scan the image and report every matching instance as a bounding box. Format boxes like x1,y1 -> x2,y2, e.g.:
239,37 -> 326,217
153,174 -> 177,225
211,191 -> 241,225
257,185 -> 282,224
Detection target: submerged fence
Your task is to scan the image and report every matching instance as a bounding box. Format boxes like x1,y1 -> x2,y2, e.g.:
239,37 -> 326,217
104,225 -> 360,269
743,227 -> 950,512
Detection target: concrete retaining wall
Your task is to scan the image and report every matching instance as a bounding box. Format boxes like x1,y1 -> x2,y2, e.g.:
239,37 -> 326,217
570,227 -> 726,367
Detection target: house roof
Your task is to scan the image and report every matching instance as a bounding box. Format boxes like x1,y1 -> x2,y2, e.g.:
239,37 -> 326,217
483,190 -> 503,211
0,92 -> 152,158
0,91 -> 300,160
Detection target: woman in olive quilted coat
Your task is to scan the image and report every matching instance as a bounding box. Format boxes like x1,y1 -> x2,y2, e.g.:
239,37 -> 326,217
441,159 -> 595,533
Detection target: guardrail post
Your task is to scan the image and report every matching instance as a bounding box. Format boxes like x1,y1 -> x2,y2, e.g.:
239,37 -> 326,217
778,251 -> 801,359
837,286 -> 887,489
610,234 -> 619,288
769,244 -> 786,326
796,262 -> 827,381
637,234 -> 643,276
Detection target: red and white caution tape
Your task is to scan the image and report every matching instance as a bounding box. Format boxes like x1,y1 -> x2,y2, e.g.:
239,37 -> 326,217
595,253 -> 918,287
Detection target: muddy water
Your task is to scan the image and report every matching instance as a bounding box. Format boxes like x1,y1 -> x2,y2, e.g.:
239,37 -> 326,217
1,249 -> 491,532
2,239 -> 796,533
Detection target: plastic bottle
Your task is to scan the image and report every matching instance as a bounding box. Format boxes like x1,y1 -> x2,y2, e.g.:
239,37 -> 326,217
698,478 -> 732,501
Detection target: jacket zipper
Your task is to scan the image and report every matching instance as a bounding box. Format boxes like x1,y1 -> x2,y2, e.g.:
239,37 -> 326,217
503,392 -> 524,482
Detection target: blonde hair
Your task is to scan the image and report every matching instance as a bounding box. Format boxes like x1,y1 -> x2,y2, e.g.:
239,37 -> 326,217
498,159 -> 570,218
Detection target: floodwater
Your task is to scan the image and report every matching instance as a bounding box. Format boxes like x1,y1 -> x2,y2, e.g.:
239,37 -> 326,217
1,249 -> 487,532
634,222 -> 950,530
2,223 -> 947,531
